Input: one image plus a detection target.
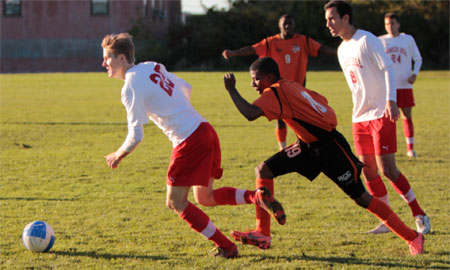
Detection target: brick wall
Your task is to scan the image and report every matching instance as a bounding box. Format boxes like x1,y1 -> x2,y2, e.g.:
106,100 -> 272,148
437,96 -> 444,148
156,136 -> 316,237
1,0 -> 181,73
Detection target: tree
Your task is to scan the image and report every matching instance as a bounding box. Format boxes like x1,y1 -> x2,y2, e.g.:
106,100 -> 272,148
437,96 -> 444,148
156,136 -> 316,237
130,0 -> 449,70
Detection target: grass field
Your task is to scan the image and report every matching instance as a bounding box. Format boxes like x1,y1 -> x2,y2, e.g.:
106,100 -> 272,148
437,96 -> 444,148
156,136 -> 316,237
0,70 -> 449,270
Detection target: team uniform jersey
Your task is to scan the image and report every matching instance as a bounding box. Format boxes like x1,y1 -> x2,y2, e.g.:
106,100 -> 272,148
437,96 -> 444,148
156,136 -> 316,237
252,34 -> 322,85
122,62 -> 205,148
253,79 -> 365,199
121,62 -> 221,187
253,79 -> 337,143
379,33 -> 422,89
337,29 -> 396,123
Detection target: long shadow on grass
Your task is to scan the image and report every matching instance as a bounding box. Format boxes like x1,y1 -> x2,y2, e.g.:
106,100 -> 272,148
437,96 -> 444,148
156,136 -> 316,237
52,250 -> 169,261
249,254 -> 450,269
5,122 -> 269,128
0,197 -> 77,202
6,122 -> 126,126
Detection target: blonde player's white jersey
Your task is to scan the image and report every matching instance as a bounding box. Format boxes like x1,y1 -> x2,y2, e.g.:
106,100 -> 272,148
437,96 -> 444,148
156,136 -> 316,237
338,29 -> 395,123
122,62 -> 205,147
379,33 -> 422,89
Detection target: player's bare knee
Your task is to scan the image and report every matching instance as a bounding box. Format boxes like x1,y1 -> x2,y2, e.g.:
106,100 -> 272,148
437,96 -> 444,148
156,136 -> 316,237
255,163 -> 264,176
166,198 -> 182,211
380,167 -> 399,181
362,165 -> 378,180
166,200 -> 188,214
255,162 -> 274,179
194,195 -> 215,207
354,192 -> 371,208
165,199 -> 176,210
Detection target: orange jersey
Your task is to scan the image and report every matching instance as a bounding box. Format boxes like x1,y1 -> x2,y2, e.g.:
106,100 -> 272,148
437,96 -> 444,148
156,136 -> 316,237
253,79 -> 337,143
252,34 -> 322,85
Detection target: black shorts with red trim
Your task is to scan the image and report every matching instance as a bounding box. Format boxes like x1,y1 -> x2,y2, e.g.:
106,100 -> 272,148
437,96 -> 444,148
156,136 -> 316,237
265,130 -> 366,199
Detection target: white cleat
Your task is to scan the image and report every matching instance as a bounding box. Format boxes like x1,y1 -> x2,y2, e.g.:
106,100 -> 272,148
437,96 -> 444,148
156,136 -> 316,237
415,215 -> 431,234
365,223 -> 391,234
407,150 -> 417,158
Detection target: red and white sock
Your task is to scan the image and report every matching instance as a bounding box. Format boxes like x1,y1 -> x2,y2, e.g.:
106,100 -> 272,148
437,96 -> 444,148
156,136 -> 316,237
389,173 -> 425,217
364,176 -> 390,206
403,118 -> 414,151
213,187 -> 255,205
179,202 -> 233,249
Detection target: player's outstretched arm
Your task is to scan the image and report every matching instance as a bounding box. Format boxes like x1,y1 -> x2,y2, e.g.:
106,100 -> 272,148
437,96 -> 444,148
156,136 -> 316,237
318,44 -> 337,56
222,46 -> 256,59
223,73 -> 264,121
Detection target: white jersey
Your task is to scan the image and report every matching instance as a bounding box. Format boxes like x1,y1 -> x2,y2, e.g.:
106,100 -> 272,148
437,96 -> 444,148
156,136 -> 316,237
338,29 -> 396,123
122,62 -> 205,147
379,33 -> 422,89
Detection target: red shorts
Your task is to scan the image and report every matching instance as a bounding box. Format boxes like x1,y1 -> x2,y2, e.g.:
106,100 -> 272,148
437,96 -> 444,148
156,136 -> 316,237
353,116 -> 397,156
166,122 -> 223,187
397,89 -> 415,108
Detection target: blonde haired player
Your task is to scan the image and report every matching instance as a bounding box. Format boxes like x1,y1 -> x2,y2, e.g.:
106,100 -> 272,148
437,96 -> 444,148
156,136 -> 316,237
379,12 -> 422,158
324,0 -> 429,240
101,33 -> 285,258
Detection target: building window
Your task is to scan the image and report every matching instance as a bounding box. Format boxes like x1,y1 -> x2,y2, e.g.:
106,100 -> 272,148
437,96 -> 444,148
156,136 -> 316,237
143,0 -> 148,16
91,0 -> 108,15
4,0 -> 21,16
151,0 -> 166,21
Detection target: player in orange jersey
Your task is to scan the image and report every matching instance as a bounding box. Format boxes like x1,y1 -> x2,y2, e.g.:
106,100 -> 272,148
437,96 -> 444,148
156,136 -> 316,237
223,14 -> 336,150
222,57 -> 424,255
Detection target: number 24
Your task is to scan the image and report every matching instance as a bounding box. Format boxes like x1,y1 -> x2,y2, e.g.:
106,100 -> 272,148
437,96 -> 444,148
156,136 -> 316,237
391,54 -> 401,63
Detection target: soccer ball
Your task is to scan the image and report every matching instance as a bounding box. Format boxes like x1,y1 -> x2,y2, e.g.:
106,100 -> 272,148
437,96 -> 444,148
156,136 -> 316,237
22,221 -> 55,252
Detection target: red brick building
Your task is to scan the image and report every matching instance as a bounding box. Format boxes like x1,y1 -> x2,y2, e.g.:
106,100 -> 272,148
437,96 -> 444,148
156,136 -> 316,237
1,0 -> 181,73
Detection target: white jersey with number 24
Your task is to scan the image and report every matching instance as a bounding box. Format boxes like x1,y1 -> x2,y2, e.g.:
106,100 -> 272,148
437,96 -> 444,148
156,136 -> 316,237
379,33 -> 422,89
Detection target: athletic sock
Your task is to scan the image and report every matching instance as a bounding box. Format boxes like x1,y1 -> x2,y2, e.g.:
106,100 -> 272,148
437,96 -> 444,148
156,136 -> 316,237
403,118 -> 414,151
179,202 -> 233,249
364,176 -> 390,206
367,197 -> 417,242
406,138 -> 414,151
213,187 -> 254,205
275,127 -> 287,144
255,178 -> 274,236
389,173 -> 426,217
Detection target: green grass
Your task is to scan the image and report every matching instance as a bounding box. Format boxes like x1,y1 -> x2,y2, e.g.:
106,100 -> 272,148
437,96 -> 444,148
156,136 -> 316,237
1,71 -> 449,270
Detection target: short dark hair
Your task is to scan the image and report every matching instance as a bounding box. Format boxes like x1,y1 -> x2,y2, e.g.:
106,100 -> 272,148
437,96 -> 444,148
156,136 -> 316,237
385,12 -> 399,22
250,57 -> 281,78
324,0 -> 352,24
279,13 -> 294,22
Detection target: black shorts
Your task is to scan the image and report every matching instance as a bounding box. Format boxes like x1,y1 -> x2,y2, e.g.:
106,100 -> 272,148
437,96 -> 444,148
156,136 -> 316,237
265,130 -> 366,199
